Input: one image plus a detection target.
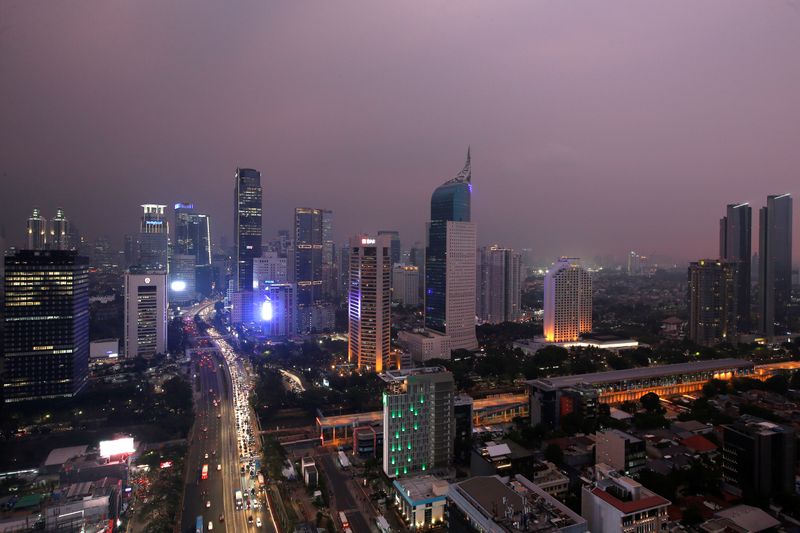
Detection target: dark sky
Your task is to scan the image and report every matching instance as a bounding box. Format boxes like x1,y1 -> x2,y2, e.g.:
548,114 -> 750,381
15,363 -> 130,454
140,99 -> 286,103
2,1 -> 799,265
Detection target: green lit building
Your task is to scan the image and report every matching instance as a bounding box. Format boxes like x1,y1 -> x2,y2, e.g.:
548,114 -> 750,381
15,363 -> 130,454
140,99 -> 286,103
382,367 -> 454,478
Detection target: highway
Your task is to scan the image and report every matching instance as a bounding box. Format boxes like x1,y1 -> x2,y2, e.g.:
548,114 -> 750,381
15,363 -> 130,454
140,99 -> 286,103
180,302 -> 274,532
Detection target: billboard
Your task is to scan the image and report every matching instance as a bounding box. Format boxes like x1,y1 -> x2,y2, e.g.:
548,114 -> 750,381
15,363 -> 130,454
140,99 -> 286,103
99,437 -> 135,457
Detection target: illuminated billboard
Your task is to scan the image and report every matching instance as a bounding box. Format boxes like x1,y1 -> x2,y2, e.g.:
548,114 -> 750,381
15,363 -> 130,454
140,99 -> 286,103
99,437 -> 135,457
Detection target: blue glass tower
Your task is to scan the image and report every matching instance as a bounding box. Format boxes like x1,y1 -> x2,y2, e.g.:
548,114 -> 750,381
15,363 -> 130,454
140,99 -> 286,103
425,149 -> 473,337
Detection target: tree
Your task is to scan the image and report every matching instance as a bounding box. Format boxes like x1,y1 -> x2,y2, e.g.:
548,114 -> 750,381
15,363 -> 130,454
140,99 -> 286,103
640,392 -> 661,412
681,506 -> 704,526
764,375 -> 789,395
544,443 -> 564,465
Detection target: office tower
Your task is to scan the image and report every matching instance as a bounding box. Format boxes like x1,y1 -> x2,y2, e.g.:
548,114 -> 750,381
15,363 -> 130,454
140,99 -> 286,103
254,251 -> 288,288
322,210 -> 337,300
719,203 -> 752,332
721,415 -> 796,499
425,150 -> 478,352
124,270 -> 167,358
3,250 -> 89,402
393,265 -> 420,307
378,230 -> 401,266
26,208 -> 47,250
234,167 -> 262,292
476,245 -> 521,324
381,367 -> 455,478
338,243 -> 350,300
123,234 -> 137,267
453,394 -> 474,465
49,208 -> 70,250
595,429 -> 646,476
688,259 -> 737,346
293,208 -> 335,332
626,251 -> 648,276
520,248 -> 535,278
758,194 -> 793,337
169,254 -> 196,305
582,472 -> 670,533
138,204 -> 168,269
174,203 -> 211,266
260,283 -> 297,338
348,234 -> 392,372
543,258 -> 592,342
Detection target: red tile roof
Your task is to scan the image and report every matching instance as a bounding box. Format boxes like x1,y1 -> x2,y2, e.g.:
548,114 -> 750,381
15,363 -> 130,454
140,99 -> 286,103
591,487 -> 670,514
681,435 -> 718,453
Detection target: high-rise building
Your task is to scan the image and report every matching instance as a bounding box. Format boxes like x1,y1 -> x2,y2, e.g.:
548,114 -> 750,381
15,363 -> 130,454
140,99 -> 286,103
123,234 -> 137,267
722,415 -> 796,499
758,194 -> 793,337
26,208 -> 47,250
49,208 -> 70,251
293,208 -> 336,332
688,259 -> 737,346
381,367 -> 455,478
124,271 -> 167,358
543,258 -> 592,343
626,251 -> 648,276
348,234 -> 392,372
322,210 -> 336,300
169,254 -> 196,305
378,230 -> 401,266
476,245 -> 521,324
138,204 -> 168,269
392,265 -> 420,307
719,203 -> 752,332
3,250 -> 89,402
260,283 -> 297,338
254,251 -> 288,288
174,203 -> 211,266
234,168 -> 262,292
425,150 -> 478,352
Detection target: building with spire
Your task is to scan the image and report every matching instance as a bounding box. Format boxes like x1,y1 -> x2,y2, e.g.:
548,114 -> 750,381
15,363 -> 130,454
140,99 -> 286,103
424,149 -> 478,352
26,208 -> 47,250
50,208 -> 71,251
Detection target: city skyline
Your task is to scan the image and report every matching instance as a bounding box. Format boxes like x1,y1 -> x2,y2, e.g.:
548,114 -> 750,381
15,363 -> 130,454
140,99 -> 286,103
3,2 -> 800,264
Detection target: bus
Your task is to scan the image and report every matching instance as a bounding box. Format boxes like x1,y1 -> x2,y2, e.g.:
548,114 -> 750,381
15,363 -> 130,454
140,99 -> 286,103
201,464 -> 209,480
195,516 -> 203,533
337,451 -> 350,470
235,490 -> 243,510
338,511 -> 350,530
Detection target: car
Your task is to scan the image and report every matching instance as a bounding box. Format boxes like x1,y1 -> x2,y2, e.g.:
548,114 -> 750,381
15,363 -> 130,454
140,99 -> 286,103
247,516 -> 254,524
219,514 -> 224,522
256,517 -> 262,527
204,453 -> 209,459
208,522 -> 213,531
206,500 -> 211,508
217,464 -> 222,471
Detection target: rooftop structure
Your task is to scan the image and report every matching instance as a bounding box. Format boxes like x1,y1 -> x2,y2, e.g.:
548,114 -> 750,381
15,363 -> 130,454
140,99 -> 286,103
581,469 -> 670,533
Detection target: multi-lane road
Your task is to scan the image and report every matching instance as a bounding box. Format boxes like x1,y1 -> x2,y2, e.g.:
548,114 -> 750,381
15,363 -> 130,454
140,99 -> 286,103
180,303 -> 274,533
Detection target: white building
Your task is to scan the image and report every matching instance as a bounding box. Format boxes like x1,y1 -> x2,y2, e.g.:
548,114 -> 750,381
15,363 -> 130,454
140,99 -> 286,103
392,265 -> 420,307
348,234 -> 392,372
398,330 -> 452,363
581,468 -> 670,533
254,251 -> 288,287
392,475 -> 448,530
89,339 -> 120,360
476,245 -> 522,324
544,257 -> 592,342
124,272 -> 167,358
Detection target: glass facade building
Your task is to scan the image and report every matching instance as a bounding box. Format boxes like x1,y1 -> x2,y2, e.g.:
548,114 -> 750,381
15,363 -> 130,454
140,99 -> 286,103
234,168 -> 262,292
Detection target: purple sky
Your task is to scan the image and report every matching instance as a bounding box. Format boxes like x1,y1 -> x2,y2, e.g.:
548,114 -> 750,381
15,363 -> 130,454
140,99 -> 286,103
2,1 -> 799,265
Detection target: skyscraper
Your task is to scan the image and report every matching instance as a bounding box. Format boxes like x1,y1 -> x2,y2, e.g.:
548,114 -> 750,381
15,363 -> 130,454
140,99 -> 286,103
49,208 -> 70,251
234,168 -> 262,292
169,254 -> 196,305
3,250 -> 89,402
322,209 -> 337,300
26,207 -> 47,250
425,150 -> 478,352
381,367 -> 455,478
543,258 -> 592,343
174,203 -> 211,266
393,265 -> 420,307
138,204 -> 168,270
719,203 -> 752,332
758,194 -> 793,337
348,234 -> 392,372
293,208 -> 335,332
124,270 -> 168,358
476,245 -> 522,324
688,259 -> 737,346
378,230 -> 401,266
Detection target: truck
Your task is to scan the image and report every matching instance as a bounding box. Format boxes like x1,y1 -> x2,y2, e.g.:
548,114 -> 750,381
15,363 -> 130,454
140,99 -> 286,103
195,516 -> 203,533
235,490 -> 243,510
337,450 -> 350,470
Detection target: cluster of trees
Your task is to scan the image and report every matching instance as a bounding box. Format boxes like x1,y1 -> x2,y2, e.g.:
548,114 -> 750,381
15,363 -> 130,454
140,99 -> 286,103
134,444 -> 188,532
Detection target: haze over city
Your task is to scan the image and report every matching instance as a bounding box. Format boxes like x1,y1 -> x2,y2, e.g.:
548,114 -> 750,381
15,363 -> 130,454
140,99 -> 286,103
3,1 -> 800,263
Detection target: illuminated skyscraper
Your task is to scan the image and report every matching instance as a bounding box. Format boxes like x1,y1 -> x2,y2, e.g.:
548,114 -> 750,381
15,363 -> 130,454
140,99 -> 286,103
234,168 -> 262,292
26,207 -> 47,250
49,208 -> 70,250
292,208 -> 335,332
477,245 -> 521,324
543,258 -> 592,342
381,367 -> 455,478
138,204 -> 168,269
174,203 -> 211,266
719,202 -> 752,332
425,149 -> 478,352
348,234 -> 392,372
758,194 -> 793,337
688,259 -> 737,346
3,250 -> 89,402
124,270 -> 167,358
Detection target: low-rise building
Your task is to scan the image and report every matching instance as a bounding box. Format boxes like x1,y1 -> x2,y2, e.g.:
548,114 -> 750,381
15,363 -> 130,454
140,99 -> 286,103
581,469 -> 670,533
595,429 -> 646,477
392,475 -> 448,530
398,330 -> 452,362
